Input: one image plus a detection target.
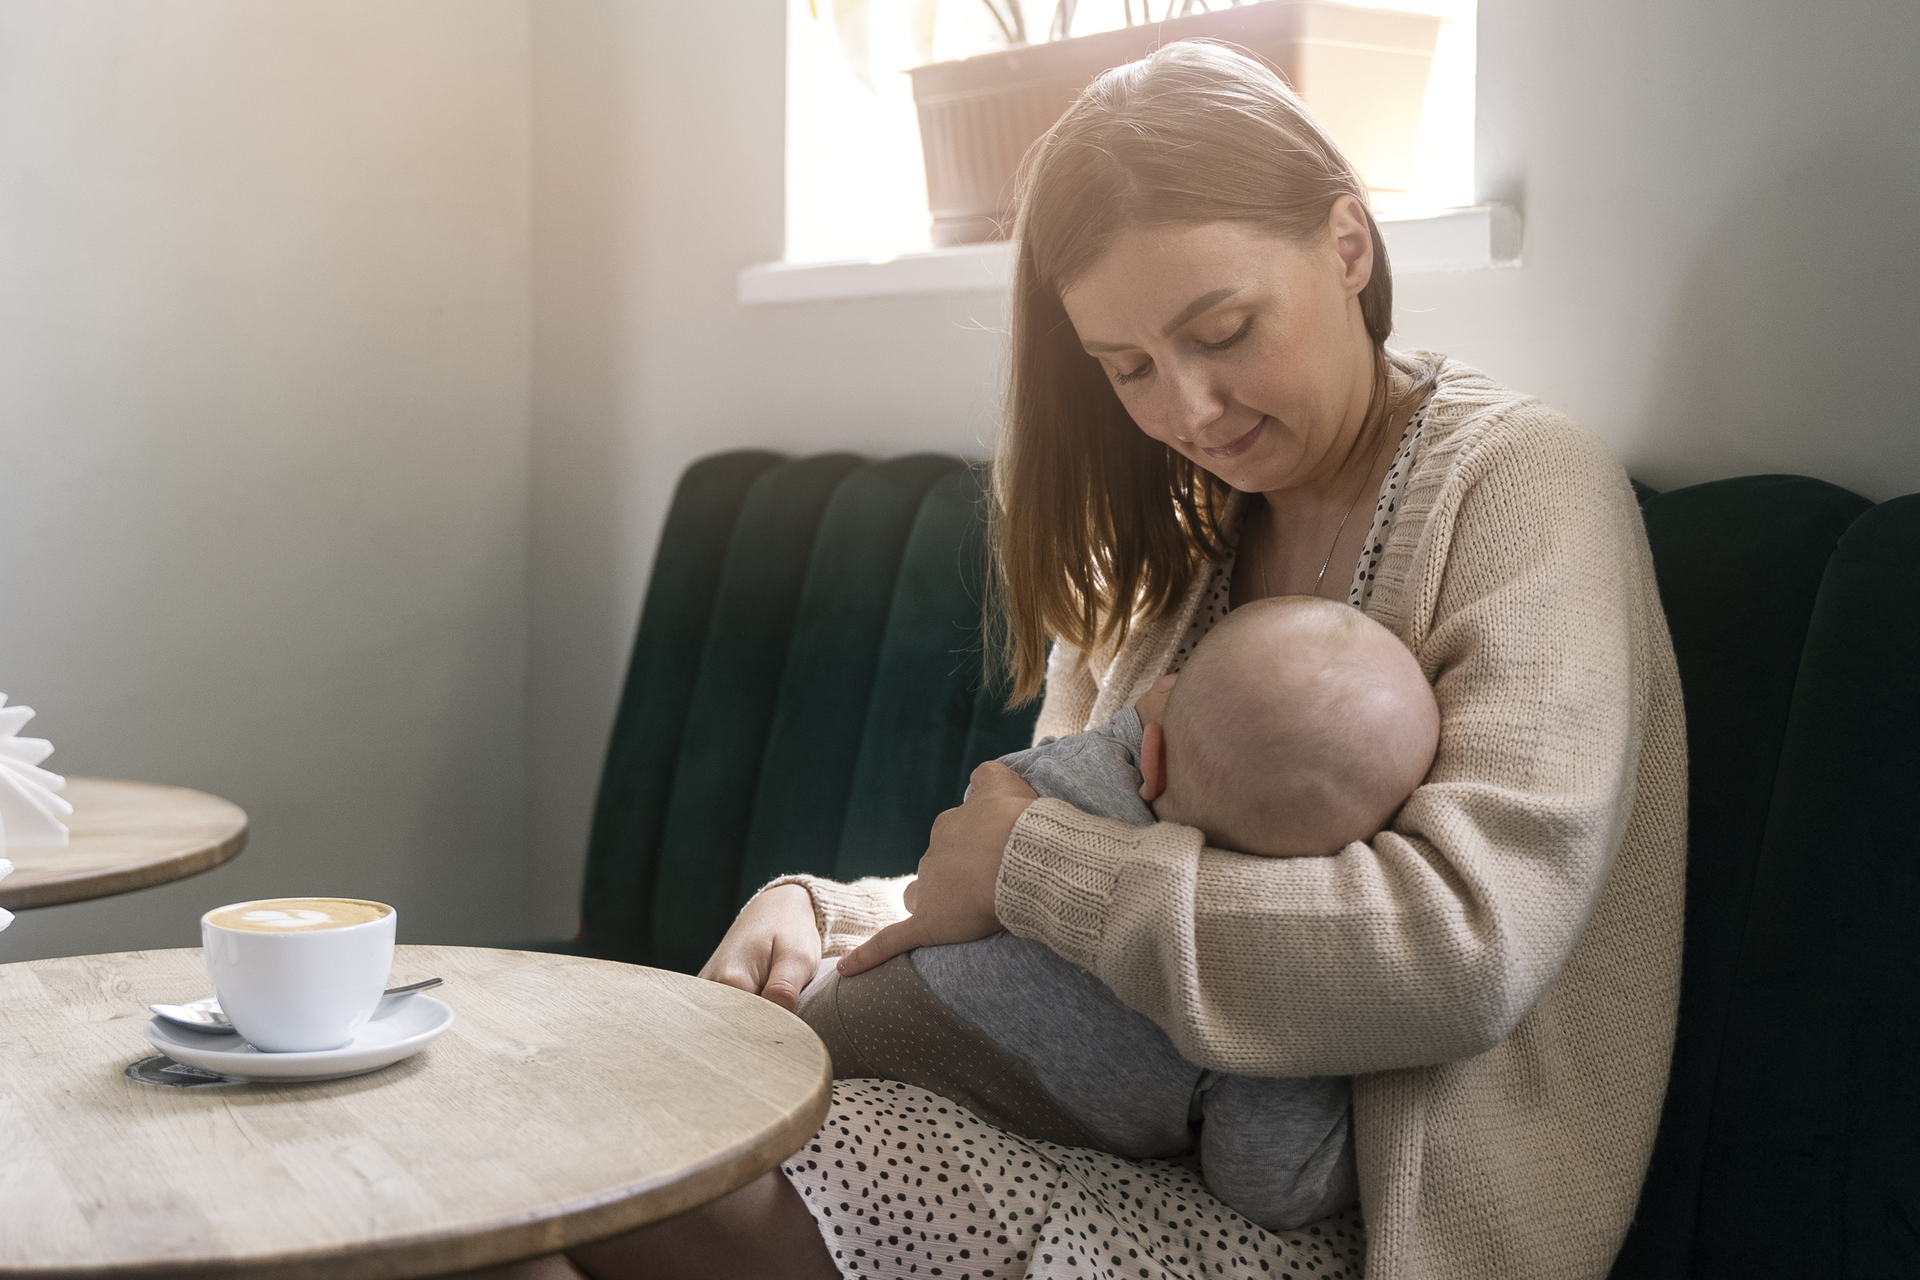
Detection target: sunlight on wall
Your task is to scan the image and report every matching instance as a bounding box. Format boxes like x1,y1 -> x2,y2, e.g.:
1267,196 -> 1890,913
786,0 -> 1475,263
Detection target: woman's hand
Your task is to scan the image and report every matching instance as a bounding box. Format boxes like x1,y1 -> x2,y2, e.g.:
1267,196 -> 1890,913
697,883 -> 822,1013
838,762 -> 1038,976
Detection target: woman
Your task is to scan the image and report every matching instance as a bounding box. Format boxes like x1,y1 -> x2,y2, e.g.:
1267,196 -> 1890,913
494,39 -> 1686,1280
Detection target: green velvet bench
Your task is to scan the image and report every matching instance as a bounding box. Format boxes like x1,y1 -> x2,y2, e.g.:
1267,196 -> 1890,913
548,451 -> 1919,1278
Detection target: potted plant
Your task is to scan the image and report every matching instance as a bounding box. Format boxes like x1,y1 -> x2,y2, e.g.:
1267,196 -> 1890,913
906,1 -> 1443,245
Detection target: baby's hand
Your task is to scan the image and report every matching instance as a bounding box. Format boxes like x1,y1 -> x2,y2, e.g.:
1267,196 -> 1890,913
1133,674 -> 1178,725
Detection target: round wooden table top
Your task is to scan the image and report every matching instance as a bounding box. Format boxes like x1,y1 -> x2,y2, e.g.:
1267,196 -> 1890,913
0,945 -> 832,1279
0,776 -> 249,911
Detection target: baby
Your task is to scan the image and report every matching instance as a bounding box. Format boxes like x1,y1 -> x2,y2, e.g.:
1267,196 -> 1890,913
797,596 -> 1441,1230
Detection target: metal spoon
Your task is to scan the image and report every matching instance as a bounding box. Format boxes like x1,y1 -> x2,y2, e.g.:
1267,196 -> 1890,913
148,978 -> 444,1033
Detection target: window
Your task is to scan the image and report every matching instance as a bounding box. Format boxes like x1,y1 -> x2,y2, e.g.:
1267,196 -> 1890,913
784,0 -> 1478,266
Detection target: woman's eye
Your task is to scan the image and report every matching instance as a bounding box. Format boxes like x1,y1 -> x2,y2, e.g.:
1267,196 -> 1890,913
1112,360 -> 1152,386
1196,318 -> 1253,352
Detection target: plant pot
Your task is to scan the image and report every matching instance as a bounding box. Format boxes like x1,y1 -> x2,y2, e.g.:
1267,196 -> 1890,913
907,1 -> 1443,246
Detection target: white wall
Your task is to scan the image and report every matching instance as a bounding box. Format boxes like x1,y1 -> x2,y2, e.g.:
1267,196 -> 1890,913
522,0 -> 1920,939
0,1 -> 532,961
1398,0 -> 1920,500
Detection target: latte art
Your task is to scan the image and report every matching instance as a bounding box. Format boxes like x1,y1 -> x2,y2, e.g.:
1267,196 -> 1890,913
205,898 -> 390,933
241,908 -> 331,928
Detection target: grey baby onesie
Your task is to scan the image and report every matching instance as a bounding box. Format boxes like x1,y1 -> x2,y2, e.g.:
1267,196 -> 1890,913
798,707 -> 1357,1232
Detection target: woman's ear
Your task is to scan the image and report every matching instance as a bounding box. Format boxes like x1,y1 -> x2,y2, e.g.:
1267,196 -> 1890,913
1326,193 -> 1374,297
1138,720 -> 1168,803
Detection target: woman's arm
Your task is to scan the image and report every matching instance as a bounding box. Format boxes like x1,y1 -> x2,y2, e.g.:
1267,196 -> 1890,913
727,635 -> 1097,984
823,636 -> 1107,976
753,872 -> 912,959
700,872 -> 912,1009
996,418 -> 1663,1077
836,763 -> 1037,975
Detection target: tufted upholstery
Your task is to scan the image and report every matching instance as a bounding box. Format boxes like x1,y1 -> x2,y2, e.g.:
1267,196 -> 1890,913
570,452 -> 1038,973
1613,478 -> 1919,1278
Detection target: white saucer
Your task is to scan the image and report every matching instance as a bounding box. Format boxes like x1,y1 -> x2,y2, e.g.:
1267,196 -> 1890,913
142,995 -> 455,1082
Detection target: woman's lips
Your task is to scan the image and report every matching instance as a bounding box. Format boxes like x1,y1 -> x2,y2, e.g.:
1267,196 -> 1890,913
1201,419 -> 1265,460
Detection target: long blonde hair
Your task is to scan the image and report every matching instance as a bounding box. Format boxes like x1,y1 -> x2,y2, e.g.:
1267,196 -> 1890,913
993,40 -> 1404,705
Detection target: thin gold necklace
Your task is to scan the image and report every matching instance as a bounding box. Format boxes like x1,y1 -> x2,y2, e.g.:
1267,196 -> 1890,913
1257,407 -> 1399,600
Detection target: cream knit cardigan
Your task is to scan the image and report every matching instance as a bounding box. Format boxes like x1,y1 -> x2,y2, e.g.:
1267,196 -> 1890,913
785,357 -> 1688,1280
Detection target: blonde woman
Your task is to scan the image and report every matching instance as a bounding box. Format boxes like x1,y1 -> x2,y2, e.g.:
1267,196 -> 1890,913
489,40 -> 1686,1280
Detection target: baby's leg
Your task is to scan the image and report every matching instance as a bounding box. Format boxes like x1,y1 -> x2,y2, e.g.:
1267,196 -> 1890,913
911,931 -> 1201,1159
1198,1072 -> 1358,1231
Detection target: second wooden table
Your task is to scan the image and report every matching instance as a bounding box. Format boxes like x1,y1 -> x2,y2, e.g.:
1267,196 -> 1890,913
0,776 -> 248,910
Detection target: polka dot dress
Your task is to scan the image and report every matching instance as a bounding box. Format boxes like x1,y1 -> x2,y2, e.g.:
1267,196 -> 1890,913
784,1080 -> 1367,1280
1168,400 -> 1430,673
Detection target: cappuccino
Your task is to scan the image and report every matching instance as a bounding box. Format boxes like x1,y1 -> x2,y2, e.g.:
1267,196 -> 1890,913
205,898 -> 391,933
201,897 -> 398,1051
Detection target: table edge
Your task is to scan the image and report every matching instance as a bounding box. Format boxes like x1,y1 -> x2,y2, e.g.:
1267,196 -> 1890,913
19,1063 -> 833,1280
0,779 -> 249,910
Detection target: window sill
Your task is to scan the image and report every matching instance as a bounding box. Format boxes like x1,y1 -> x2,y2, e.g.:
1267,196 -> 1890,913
739,204 -> 1520,305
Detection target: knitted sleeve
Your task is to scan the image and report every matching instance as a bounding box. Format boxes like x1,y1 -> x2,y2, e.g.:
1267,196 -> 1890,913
995,412 -> 1664,1077
755,873 -> 911,958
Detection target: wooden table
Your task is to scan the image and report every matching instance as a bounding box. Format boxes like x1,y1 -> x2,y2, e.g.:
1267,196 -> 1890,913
0,945 -> 832,1278
0,777 -> 248,910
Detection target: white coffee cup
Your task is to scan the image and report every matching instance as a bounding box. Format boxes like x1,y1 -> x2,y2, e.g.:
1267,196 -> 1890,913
200,897 -> 396,1052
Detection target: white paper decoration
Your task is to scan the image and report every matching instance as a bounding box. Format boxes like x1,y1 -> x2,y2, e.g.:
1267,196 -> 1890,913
0,694 -> 71,851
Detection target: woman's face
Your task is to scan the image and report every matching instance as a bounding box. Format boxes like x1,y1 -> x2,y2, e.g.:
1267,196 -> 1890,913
1059,203 -> 1378,496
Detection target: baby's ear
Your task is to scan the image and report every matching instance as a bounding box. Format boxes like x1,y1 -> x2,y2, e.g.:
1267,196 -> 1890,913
1138,721 -> 1168,803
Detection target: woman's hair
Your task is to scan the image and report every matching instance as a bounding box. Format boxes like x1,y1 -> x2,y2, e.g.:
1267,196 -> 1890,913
992,39 -> 1407,705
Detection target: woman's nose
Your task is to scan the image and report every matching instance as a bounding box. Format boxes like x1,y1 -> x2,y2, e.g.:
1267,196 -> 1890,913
1160,363 -> 1226,443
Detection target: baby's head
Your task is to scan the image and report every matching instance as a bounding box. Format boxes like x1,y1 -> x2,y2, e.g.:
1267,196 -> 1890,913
1139,597 -> 1439,857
